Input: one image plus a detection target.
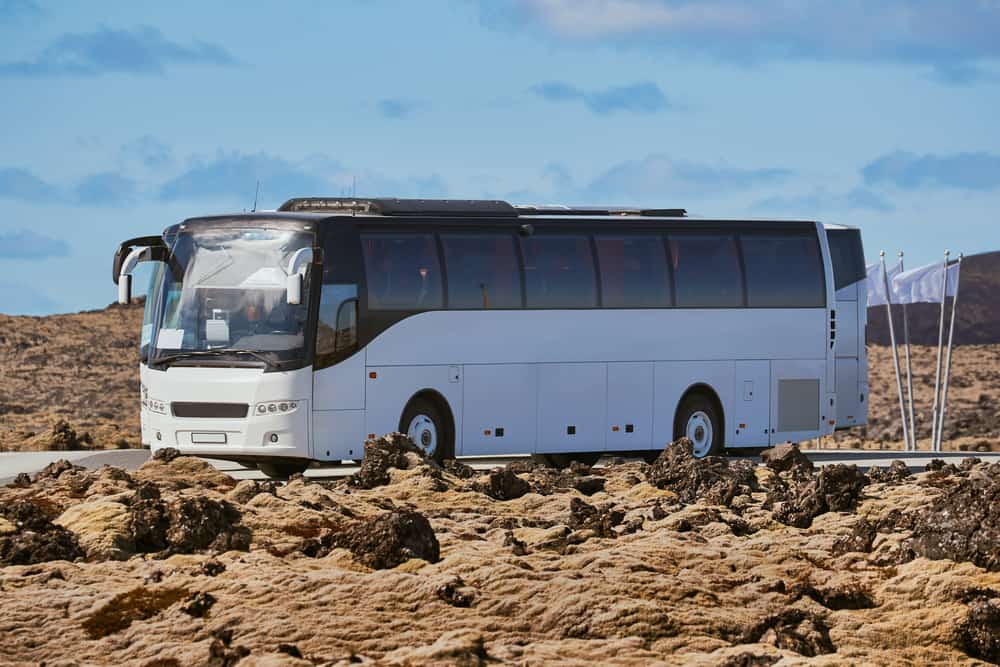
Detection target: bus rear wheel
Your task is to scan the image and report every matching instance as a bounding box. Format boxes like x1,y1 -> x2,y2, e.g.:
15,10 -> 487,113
401,398 -> 453,464
258,462 -> 309,479
675,393 -> 724,458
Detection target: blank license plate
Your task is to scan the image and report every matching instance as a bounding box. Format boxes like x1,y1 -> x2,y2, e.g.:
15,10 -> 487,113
191,432 -> 227,444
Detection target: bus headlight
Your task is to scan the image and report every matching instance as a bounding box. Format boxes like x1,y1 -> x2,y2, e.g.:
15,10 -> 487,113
255,401 -> 299,416
142,397 -> 168,414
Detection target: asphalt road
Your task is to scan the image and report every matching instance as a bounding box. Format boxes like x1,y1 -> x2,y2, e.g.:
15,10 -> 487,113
2,448 -> 997,485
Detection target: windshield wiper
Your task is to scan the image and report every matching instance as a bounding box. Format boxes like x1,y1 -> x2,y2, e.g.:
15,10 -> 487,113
225,349 -> 280,367
154,349 -> 278,369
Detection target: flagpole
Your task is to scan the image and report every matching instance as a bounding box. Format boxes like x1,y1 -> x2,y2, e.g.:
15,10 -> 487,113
898,252 -> 916,451
936,254 -> 962,452
880,251 -> 909,452
930,250 -> 950,452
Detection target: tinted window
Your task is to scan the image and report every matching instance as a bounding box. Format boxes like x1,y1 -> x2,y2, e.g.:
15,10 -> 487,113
441,234 -> 522,309
742,234 -> 826,307
521,235 -> 597,308
361,233 -> 443,310
826,228 -> 866,290
315,284 -> 358,368
669,233 -> 743,307
595,236 -> 672,307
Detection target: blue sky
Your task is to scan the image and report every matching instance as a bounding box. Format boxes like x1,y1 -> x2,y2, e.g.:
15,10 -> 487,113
1,0 -> 999,314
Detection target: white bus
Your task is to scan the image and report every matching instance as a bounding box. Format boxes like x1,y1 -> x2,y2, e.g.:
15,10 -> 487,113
114,198 -> 868,477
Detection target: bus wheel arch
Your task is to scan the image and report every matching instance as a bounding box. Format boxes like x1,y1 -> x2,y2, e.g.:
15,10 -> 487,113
399,389 -> 455,463
673,383 -> 725,458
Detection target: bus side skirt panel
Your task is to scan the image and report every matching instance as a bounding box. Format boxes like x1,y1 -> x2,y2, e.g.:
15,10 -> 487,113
312,409 -> 365,461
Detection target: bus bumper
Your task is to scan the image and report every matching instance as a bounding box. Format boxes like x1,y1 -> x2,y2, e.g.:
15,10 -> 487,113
143,401 -> 311,460
145,400 -> 310,462
141,365 -> 314,464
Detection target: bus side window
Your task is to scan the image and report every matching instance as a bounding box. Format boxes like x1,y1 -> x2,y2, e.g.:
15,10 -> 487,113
595,235 -> 672,308
521,235 -> 598,308
361,233 -> 443,310
826,228 -> 866,290
441,233 -> 522,308
742,233 -> 825,308
669,233 -> 743,307
315,284 -> 358,369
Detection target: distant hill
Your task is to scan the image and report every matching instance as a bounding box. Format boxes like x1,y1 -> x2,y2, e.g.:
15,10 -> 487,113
867,250 -> 1000,346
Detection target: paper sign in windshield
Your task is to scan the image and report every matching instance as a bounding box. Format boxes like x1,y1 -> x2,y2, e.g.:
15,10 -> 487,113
156,328 -> 184,349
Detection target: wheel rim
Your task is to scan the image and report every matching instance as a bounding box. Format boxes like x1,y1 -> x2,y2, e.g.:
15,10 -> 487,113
407,414 -> 438,457
686,410 -> 714,458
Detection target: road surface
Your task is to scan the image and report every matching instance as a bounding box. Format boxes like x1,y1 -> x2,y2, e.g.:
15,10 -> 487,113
2,448 -> 997,485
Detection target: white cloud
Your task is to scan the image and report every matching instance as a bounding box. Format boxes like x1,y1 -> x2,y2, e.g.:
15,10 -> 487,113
481,0 -> 1000,70
517,0 -> 755,38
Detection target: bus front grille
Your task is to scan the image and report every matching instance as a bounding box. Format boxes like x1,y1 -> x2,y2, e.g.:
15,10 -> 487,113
171,402 -> 249,419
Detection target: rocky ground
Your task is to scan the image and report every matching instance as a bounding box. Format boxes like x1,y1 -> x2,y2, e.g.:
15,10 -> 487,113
1,435 -> 999,665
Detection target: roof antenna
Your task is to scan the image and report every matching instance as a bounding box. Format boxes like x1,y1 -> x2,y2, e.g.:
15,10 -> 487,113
251,180 -> 260,213
352,175 -> 356,198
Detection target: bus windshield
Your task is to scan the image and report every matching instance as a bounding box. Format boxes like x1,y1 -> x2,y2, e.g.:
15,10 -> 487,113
150,227 -> 314,369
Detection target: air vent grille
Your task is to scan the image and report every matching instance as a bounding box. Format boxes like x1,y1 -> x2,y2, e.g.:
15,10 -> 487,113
171,402 -> 249,419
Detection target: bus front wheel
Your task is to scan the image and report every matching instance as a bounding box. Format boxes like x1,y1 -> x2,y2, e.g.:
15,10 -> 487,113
401,397 -> 453,464
675,393 -> 724,458
258,462 -> 309,479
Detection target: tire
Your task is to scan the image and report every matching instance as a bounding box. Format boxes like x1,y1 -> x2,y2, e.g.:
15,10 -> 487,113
641,450 -> 663,464
531,452 -> 602,469
401,397 -> 453,464
258,462 -> 309,479
674,392 -> 724,458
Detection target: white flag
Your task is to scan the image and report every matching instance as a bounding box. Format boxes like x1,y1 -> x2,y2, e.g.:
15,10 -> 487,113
866,262 -> 902,307
891,260 -> 960,304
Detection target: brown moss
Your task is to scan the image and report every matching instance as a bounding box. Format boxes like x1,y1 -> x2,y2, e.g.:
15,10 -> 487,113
81,587 -> 189,639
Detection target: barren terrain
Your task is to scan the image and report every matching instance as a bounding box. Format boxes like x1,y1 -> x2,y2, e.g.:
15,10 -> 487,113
0,302 -> 142,452
0,302 -> 997,453
1,437 -> 999,665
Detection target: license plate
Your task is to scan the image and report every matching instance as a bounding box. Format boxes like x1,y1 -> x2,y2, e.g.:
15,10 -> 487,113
191,432 -> 227,444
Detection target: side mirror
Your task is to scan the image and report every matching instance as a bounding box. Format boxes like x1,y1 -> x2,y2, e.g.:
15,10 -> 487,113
287,273 -> 303,305
118,274 -> 132,305
116,245 -> 170,304
285,247 -> 314,305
